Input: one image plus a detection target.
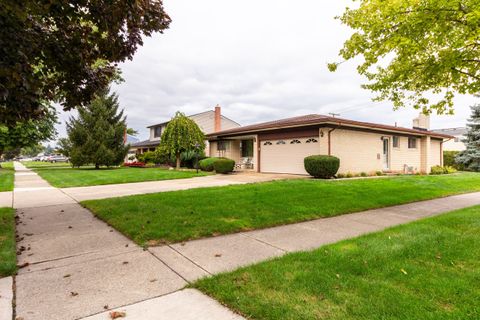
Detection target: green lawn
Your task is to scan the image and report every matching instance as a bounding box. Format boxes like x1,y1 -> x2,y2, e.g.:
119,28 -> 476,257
33,166 -> 211,188
194,205 -> 480,320
0,162 -> 14,192
0,207 -> 16,277
22,160 -> 72,169
82,172 -> 480,245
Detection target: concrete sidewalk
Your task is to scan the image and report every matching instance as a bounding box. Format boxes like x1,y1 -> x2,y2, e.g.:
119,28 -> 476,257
61,172 -> 301,202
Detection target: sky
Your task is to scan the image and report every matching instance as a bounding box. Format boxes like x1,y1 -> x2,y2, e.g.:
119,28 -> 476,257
55,0 -> 477,142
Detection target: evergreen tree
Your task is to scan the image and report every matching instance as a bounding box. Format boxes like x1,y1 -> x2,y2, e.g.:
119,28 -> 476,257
67,90 -> 129,169
159,112 -> 205,169
456,104 -> 480,171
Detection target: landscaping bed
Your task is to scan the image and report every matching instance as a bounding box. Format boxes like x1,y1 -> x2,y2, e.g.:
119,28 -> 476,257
194,205 -> 480,320
0,162 -> 14,192
0,207 -> 16,277
82,172 -> 480,245
32,166 -> 210,188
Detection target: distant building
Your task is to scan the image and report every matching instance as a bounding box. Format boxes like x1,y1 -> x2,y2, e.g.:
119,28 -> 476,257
431,127 -> 467,151
130,105 -> 241,155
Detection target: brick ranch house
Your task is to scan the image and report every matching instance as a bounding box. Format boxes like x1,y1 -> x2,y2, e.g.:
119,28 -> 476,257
206,113 -> 454,175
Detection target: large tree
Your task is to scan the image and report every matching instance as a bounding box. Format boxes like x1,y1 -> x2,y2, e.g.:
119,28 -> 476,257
456,103 -> 480,171
0,104 -> 57,159
159,112 -> 205,169
0,0 -> 170,124
67,90 -> 129,169
329,0 -> 480,114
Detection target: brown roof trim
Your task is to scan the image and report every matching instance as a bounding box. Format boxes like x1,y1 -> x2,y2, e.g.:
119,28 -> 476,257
147,110 -> 241,128
206,114 -> 454,139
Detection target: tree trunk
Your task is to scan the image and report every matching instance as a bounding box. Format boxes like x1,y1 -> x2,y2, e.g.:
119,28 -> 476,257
176,153 -> 181,170
95,163 -> 100,169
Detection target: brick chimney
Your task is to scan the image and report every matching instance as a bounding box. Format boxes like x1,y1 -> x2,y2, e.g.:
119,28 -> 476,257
412,113 -> 430,131
214,104 -> 221,132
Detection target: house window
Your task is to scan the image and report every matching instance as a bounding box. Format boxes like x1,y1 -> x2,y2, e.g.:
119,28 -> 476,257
263,141 -> 272,146
454,137 -> 460,142
276,140 -> 286,145
290,139 -> 301,144
153,126 -> 162,138
408,137 -> 417,149
241,140 -> 254,157
306,138 -> 318,143
393,136 -> 400,148
217,141 -> 230,151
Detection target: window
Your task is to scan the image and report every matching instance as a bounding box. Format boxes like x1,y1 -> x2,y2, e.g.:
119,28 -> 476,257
392,136 -> 400,148
217,140 -> 230,151
306,138 -> 318,143
153,126 -> 162,138
408,137 -> 417,149
263,141 -> 272,146
276,140 -> 286,145
454,137 -> 460,142
290,139 -> 301,144
241,140 -> 254,157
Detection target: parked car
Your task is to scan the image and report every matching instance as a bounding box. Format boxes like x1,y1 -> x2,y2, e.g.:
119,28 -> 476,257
48,155 -> 69,163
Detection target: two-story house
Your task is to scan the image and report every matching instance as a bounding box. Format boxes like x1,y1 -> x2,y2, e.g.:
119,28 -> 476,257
130,105 -> 241,156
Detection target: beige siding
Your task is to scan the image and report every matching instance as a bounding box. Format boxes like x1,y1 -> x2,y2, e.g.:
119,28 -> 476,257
209,140 -> 241,164
190,112 -> 239,135
329,129 -> 384,174
430,139 -> 442,167
390,136 -> 421,172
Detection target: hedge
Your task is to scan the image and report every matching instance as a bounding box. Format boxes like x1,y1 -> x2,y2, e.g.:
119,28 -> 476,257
213,158 -> 235,174
304,155 -> 340,178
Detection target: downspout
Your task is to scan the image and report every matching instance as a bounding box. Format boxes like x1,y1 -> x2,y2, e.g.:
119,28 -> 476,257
327,123 -> 341,156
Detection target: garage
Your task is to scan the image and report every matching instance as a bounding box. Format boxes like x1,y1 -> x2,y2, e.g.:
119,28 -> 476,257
260,137 -> 320,174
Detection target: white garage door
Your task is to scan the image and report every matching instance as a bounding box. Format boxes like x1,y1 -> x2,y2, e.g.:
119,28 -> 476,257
260,137 -> 319,174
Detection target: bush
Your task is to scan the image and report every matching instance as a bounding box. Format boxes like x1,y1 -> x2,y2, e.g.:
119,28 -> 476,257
431,165 -> 457,175
444,165 -> 457,174
213,158 -> 235,174
375,171 -> 384,176
304,155 -> 340,178
181,150 -> 206,169
199,157 -> 222,172
360,172 -> 367,177
336,173 -> 345,178
444,151 -> 464,170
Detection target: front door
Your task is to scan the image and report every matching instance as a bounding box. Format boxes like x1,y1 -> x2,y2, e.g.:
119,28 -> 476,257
383,138 -> 389,170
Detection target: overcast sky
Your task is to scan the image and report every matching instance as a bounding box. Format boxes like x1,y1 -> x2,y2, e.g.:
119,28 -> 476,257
55,0 -> 476,142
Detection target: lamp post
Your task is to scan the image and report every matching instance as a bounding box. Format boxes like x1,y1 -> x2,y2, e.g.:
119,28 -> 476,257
194,143 -> 200,173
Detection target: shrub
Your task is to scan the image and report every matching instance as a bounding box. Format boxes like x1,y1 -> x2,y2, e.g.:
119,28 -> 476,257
213,158 -> 235,174
304,155 -> 340,178
336,173 -> 345,178
123,161 -> 145,167
181,150 -> 206,169
444,151 -> 464,170
199,157 -> 223,171
346,172 -> 353,178
360,172 -> 367,177
375,171 -> 384,176
443,166 -> 457,174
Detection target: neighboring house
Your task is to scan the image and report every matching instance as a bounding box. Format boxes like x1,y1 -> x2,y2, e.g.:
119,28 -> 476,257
431,127 -> 467,151
130,105 -> 241,155
206,113 -> 453,175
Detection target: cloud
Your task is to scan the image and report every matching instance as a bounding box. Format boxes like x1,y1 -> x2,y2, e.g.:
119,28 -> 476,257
54,0 -> 476,142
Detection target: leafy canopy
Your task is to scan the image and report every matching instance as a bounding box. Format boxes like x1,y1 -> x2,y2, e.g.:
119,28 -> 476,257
0,0 -> 170,124
0,104 -> 57,158
67,89 -> 129,168
159,112 -> 205,169
329,0 -> 480,114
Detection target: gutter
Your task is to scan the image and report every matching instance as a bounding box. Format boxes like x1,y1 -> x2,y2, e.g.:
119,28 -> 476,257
440,138 -> 452,166
327,123 -> 341,156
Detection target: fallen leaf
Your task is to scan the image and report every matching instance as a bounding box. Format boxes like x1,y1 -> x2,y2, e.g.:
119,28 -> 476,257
70,292 -> 79,297
122,261 -> 129,265
110,311 -> 126,319
150,279 -> 157,283
104,305 -> 109,310
335,274 -> 341,279
63,274 -> 71,278
400,268 -> 408,275
68,226 -> 72,229
214,253 -> 222,257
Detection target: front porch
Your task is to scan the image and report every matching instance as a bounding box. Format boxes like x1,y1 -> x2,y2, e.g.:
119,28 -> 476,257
209,136 -> 257,172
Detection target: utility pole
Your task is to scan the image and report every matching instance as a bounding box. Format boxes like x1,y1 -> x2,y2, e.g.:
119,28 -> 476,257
328,112 -> 340,118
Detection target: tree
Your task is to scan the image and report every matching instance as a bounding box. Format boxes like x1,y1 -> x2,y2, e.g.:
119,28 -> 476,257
67,90 -> 129,169
329,0 -> 480,114
21,144 -> 45,157
159,112 -> 205,169
56,138 -> 73,158
456,103 -> 480,171
0,104 -> 57,159
0,1 -> 171,124
126,128 -> 139,136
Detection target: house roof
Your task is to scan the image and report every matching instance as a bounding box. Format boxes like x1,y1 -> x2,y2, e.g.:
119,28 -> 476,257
146,110 -> 241,128
431,127 -> 467,137
130,139 -> 160,148
206,114 -> 454,139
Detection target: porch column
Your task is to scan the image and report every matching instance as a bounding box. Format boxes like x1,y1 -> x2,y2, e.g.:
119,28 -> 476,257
420,136 -> 431,173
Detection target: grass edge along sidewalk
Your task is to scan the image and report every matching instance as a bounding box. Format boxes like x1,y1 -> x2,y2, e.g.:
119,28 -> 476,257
82,172 -> 480,245
0,162 -> 14,192
194,205 -> 480,320
0,207 -> 16,277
